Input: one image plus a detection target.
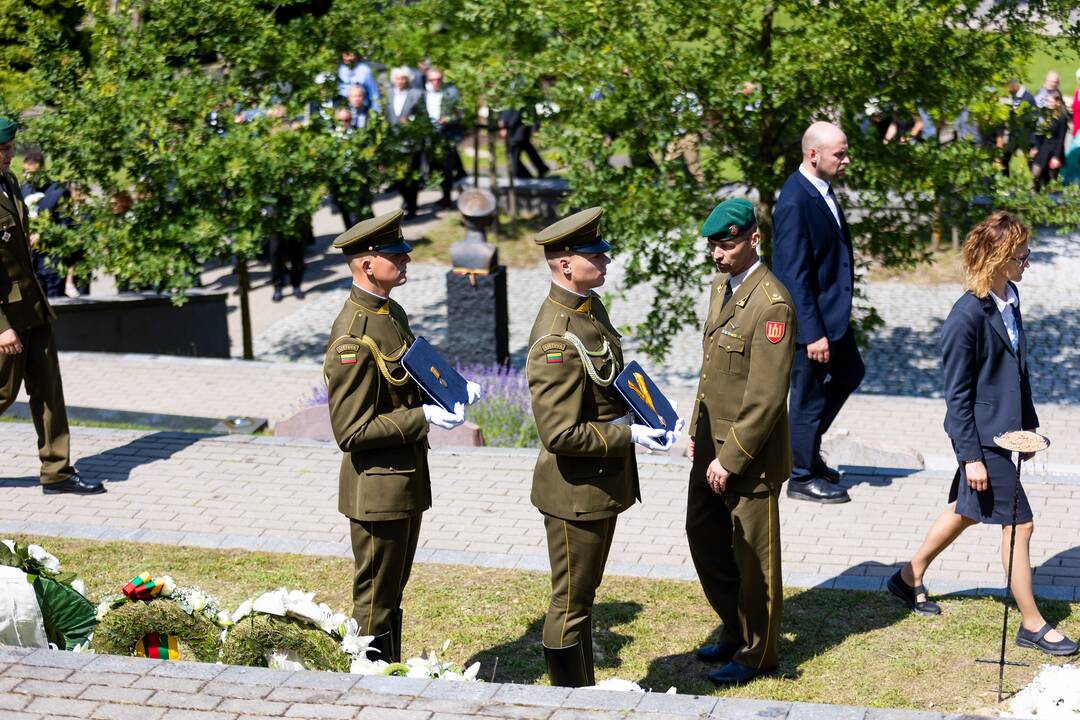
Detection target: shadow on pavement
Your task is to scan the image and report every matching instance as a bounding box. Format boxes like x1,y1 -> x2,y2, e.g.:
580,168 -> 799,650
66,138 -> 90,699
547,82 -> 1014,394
467,600 -> 643,686
73,431 -> 213,483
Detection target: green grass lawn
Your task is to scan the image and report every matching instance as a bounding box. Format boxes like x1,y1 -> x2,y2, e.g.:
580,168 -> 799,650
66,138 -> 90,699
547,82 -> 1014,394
9,533 -> 1077,714
1024,41 -> 1080,91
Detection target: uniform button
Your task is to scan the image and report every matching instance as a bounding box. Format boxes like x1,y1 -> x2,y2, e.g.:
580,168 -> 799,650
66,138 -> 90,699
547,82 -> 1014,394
702,374 -> 707,380
699,393 -> 705,399
598,468 -> 604,474
705,354 -> 710,360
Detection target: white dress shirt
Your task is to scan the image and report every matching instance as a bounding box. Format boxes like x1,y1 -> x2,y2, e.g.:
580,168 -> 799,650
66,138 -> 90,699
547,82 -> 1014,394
729,259 -> 762,295
988,284 -> 1020,353
799,164 -> 841,229
425,90 -> 443,122
392,91 -> 408,118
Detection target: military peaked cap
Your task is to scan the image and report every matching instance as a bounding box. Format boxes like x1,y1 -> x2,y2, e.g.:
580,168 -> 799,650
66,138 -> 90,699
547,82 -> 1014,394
534,207 -> 610,253
334,209 -> 413,254
701,198 -> 757,240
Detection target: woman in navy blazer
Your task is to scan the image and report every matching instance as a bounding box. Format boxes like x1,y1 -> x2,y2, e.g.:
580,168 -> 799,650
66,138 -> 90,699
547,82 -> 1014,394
888,211 -> 1076,656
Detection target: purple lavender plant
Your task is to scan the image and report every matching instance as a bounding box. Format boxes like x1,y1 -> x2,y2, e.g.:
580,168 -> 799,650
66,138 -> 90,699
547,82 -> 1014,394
305,383 -> 329,407
456,363 -> 539,448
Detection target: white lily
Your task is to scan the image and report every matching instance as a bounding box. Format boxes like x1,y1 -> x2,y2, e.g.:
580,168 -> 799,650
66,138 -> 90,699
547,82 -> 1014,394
252,588 -> 288,617
349,656 -> 389,675
95,601 -> 113,622
231,598 -> 254,623
159,576 -> 176,597
27,545 -> 61,574
463,662 -> 480,681
266,649 -> 306,672
71,579 -> 87,597
1,539 -> 14,553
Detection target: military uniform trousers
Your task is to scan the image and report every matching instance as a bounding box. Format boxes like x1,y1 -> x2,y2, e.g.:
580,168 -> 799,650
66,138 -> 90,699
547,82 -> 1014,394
349,514 -> 422,640
0,322 -> 75,485
542,513 -> 616,660
686,443 -> 782,671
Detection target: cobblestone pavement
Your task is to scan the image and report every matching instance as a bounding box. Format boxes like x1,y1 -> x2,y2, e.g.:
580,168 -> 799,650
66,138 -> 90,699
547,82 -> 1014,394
2,423 -> 1079,600
0,647 -> 969,720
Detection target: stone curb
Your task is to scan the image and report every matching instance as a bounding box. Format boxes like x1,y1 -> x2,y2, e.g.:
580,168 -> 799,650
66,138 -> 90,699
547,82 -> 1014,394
0,648 -> 1011,720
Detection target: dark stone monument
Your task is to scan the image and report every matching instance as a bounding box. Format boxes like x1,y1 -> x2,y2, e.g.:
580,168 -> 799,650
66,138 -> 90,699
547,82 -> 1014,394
443,189 -> 509,367
50,290 -> 230,358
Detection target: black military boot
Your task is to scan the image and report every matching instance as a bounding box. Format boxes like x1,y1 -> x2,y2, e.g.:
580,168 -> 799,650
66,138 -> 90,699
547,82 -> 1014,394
543,642 -> 591,687
391,609 -> 403,663
580,616 -> 596,685
367,630 -> 395,663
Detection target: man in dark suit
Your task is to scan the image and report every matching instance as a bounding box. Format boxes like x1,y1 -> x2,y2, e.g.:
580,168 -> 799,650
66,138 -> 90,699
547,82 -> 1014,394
998,79 -> 1038,176
499,107 -> 549,179
772,121 -> 863,504
385,67 -> 429,217
0,117 -> 104,495
424,68 -> 466,208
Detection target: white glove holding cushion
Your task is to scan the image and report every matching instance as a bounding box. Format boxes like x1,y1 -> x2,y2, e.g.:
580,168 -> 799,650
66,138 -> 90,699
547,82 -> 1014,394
465,381 -> 483,405
423,402 -> 466,430
631,424 -> 674,451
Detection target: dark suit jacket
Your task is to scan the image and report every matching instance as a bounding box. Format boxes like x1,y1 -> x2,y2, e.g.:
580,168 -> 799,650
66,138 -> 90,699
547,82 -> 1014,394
771,169 -> 855,344
384,88 -> 427,127
941,286 -> 1039,464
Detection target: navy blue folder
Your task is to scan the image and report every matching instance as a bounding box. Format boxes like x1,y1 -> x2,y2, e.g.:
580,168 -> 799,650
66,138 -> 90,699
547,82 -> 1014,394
401,337 -> 469,413
614,361 -> 678,431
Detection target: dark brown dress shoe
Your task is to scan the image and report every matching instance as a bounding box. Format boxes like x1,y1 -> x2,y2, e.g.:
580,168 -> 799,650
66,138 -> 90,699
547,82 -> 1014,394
42,472 -> 106,495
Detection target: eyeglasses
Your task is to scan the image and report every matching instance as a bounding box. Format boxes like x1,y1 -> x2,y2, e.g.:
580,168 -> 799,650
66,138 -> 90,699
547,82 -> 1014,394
1010,250 -> 1032,265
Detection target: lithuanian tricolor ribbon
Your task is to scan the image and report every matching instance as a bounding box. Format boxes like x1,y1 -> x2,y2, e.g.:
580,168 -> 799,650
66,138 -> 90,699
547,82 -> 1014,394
123,573 -> 163,601
135,632 -> 179,660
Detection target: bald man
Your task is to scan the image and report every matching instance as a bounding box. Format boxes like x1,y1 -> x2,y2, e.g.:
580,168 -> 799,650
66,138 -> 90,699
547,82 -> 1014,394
1035,71 -> 1061,108
771,122 -> 862,504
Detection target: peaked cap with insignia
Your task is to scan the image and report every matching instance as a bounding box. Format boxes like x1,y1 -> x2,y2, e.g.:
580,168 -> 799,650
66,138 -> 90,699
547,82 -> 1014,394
534,207 -> 610,253
333,209 -> 413,254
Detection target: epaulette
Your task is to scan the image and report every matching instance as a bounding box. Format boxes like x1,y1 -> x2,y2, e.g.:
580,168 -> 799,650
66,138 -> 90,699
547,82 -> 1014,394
348,311 -> 368,339
761,280 -> 787,305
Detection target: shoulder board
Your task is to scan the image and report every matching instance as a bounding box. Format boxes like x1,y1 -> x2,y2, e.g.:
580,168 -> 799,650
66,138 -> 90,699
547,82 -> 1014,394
348,311 -> 368,338
545,307 -> 572,336
760,279 -> 787,305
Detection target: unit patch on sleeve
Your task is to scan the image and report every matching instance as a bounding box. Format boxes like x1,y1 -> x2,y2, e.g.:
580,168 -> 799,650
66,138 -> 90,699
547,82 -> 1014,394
764,321 -> 786,344
542,340 -> 566,364
336,342 -> 360,365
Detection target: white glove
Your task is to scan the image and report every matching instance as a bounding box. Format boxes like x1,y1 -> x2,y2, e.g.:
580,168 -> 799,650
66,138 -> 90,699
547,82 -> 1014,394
662,417 -> 687,448
423,402 -> 465,430
465,381 -> 483,405
631,424 -> 674,451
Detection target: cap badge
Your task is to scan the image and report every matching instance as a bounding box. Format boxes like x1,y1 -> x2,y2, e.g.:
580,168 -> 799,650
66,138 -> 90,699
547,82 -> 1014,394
729,224 -> 739,236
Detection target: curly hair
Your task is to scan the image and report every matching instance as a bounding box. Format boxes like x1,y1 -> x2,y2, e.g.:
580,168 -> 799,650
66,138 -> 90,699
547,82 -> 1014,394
962,211 -> 1029,298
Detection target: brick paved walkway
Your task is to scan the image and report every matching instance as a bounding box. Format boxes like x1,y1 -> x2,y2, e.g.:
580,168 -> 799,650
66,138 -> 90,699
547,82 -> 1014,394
2,423 -> 1078,600
0,647 -> 996,720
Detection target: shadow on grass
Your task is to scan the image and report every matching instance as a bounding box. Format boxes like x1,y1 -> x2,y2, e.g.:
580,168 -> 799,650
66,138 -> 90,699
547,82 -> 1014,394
640,560 -> 911,695
466,600 -> 643,686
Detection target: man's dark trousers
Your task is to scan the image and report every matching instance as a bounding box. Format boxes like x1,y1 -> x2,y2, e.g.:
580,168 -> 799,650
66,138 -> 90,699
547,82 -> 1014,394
788,327 -> 865,481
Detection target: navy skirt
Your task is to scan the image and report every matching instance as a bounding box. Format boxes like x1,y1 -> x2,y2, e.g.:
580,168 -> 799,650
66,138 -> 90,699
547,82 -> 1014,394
949,446 -> 1033,525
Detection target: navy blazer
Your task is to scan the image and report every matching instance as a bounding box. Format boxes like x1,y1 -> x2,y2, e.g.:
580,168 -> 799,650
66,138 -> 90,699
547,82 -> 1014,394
771,169 -> 856,344
941,285 -> 1039,463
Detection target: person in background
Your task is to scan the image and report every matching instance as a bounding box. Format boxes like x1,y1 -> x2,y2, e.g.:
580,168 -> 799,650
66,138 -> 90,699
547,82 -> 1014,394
424,67 -> 466,208
1034,70 -> 1061,108
1029,90 -> 1068,191
337,49 -> 380,112
18,151 -> 74,298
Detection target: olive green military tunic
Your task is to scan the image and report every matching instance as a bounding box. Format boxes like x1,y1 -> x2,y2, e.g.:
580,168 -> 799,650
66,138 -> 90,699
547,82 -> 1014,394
526,282 -> 639,672
686,264 -> 796,671
0,170 -> 75,486
324,284 -> 430,653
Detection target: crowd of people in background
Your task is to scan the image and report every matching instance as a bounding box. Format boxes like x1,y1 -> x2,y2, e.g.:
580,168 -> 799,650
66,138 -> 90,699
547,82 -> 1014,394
16,58 -> 1080,305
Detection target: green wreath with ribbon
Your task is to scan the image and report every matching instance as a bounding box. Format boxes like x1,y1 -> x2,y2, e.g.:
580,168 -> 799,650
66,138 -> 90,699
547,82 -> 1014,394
91,573 -> 229,663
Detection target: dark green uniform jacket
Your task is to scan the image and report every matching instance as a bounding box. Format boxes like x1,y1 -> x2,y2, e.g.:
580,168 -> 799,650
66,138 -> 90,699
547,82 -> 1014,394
324,285 -> 431,521
0,171 -> 54,334
690,264 -> 796,489
526,283 -> 639,520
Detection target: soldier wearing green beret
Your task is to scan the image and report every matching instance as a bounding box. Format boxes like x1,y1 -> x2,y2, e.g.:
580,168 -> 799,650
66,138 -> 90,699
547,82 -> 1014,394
0,117 -> 104,495
323,209 -> 480,662
687,198 -> 796,687
526,207 -> 678,687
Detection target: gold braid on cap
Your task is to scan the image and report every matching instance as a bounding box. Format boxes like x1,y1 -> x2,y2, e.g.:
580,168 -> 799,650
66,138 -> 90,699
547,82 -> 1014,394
358,336 -> 410,386
563,332 -> 617,387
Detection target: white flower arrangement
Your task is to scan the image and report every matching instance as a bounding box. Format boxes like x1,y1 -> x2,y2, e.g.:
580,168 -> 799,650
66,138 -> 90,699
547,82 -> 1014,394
594,678 -> 677,694
1007,663 -> 1080,718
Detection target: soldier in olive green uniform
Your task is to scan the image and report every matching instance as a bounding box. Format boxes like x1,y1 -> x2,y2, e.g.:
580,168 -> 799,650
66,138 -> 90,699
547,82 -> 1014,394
324,210 -> 476,662
0,117 -> 103,495
687,198 -> 796,687
526,207 -> 677,687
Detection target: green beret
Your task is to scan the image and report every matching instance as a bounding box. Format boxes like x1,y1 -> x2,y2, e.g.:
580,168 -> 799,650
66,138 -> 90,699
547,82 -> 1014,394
701,198 -> 757,240
0,117 -> 17,144
534,207 -> 611,253
333,209 -> 412,254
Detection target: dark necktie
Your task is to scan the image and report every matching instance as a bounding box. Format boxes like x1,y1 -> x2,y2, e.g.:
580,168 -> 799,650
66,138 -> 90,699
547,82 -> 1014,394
723,281 -> 733,306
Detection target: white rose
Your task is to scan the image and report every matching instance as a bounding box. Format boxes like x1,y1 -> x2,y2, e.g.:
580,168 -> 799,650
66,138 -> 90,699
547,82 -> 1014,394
27,545 -> 61,574
188,591 -> 207,611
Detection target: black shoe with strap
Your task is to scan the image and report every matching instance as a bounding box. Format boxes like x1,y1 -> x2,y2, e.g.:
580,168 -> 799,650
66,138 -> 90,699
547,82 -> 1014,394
42,471 -> 106,495
1016,623 -> 1079,656
786,477 -> 850,504
707,660 -> 775,687
887,569 -> 940,616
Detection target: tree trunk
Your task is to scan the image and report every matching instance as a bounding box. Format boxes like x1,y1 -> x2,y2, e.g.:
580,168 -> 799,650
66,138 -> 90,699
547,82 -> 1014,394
237,258 -> 254,360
